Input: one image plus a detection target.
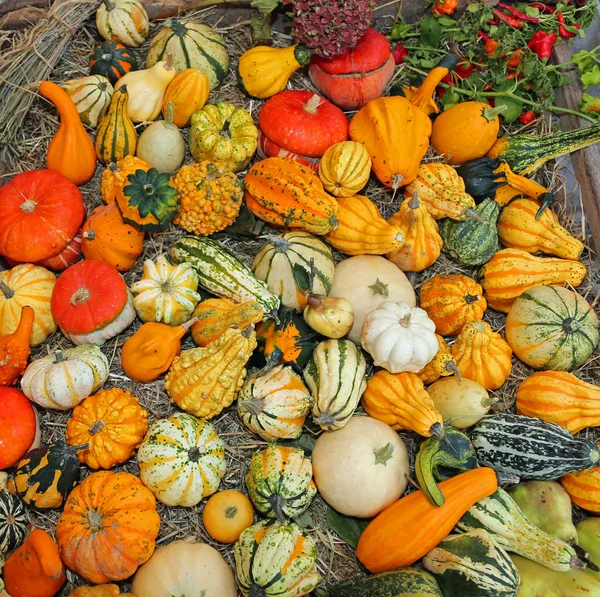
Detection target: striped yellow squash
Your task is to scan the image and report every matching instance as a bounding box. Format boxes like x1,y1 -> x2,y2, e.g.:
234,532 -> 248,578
318,141 -> 372,198
325,195 -> 405,256
61,75 -> 114,128
95,85 -> 137,165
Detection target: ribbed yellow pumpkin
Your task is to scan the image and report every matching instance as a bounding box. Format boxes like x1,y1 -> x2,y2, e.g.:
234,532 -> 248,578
318,141 -> 372,198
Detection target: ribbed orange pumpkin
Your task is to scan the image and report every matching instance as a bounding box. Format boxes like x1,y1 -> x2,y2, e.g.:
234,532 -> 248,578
162,68 -> 210,128
419,274 -> 487,337
324,194 -> 404,255
479,248 -> 587,313
451,321 -> 513,390
386,192 -> 442,272
100,155 -> 151,204
561,468 -> 600,513
244,157 -> 339,235
417,334 -> 458,385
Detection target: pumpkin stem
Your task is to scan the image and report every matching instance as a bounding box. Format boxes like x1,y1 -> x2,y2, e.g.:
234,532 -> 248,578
264,233 -> 290,253
87,509 -> 103,532
188,446 -> 206,462
238,398 -> 264,416
88,420 -> 105,436
573,545 -> 599,571
164,102 -> 176,129
481,396 -> 498,407
399,313 -> 412,328
70,287 -> 91,306
83,230 -> 96,240
54,350 -> 67,363
225,505 -> 238,519
303,94 -> 321,115
0,280 -> 15,299
391,173 -> 404,190
307,294 -> 322,308
407,190 -> 420,209
268,493 -> 288,524
465,294 -> 482,305
445,360 -> 462,381
368,279 -> 389,297
373,442 -> 396,465
329,214 -> 339,231
535,192 -> 555,220
165,53 -> 174,70
241,325 -> 255,338
68,443 -> 90,452
102,0 -> 116,10
249,584 -> 267,597
429,422 -> 445,440
108,162 -> 119,172
482,104 -> 508,121
180,316 -> 199,332
463,207 -> 486,224
20,199 -> 37,214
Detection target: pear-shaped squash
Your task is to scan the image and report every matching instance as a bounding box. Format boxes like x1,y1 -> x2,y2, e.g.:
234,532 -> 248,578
162,67 -> 210,128
95,86 -> 137,164
0,306 -> 34,387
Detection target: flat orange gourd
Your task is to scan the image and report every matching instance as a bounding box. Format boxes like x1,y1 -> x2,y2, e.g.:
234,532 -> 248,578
0,306 -> 34,386
561,468 -> 600,513
356,467 -> 498,573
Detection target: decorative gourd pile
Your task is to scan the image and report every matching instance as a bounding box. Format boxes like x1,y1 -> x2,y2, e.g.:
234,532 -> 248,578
1,2 -> 600,596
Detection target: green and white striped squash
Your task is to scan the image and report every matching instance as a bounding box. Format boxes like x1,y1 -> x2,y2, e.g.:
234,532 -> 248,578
471,413 -> 600,480
304,339 -> 367,431
238,365 -> 313,441
0,489 -> 29,554
61,75 -> 114,128
329,568 -> 442,597
146,19 -> 230,90
245,444 -> 317,521
456,487 -> 584,572
137,412 -> 226,507
251,231 -> 335,312
423,529 -> 520,597
169,236 -> 280,316
234,520 -> 321,597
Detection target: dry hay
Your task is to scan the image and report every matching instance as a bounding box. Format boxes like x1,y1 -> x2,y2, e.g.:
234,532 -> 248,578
1,7 -> 599,594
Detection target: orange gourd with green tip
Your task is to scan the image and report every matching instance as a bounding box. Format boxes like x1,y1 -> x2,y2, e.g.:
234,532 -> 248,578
40,81 -> 97,186
0,306 -> 34,386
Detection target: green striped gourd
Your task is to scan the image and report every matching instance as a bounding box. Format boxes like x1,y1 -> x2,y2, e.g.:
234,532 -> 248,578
329,568 -> 443,597
169,236 -> 280,316
245,444 -> 317,522
440,198 -> 500,266
251,231 -> 335,312
61,75 -> 114,128
423,529 -> 519,597
471,413 -> 600,480
456,488 -> 586,571
304,339 -> 367,431
146,20 -> 229,90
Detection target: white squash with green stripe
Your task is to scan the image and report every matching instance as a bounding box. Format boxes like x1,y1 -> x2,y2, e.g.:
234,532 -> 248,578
61,75 -> 114,128
95,0 -> 149,48
169,236 -> 280,316
304,339 -> 367,431
251,231 -> 335,312
423,529 -> 520,597
146,19 -> 230,90
137,412 -> 226,507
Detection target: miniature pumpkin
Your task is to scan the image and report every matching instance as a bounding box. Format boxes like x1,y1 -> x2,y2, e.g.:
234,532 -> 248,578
95,86 -> 137,164
238,365 -> 312,441
61,75 -> 114,129
163,68 -> 210,127
130,255 -> 200,325
66,388 -> 148,469
318,141 -> 372,197
191,298 -> 263,347
386,192 -> 443,272
69,585 -> 135,597
0,264 -> 56,346
417,334 -> 459,385
82,203 -> 145,272
89,41 -> 138,85
0,488 -> 29,553
50,260 -> 136,345
361,301 -> 438,374
165,327 -> 257,419
234,520 -> 321,597
96,0 -> 149,48
202,490 -> 255,544
21,345 -> 109,410
3,529 -> 66,597
419,274 -> 486,337
56,471 -> 160,583
452,321 -> 513,390
0,169 -> 85,264
189,103 -> 258,172
246,444 -> 317,522
8,442 -> 84,509
100,156 -> 150,204
172,161 -> 244,236
137,412 -> 226,507
121,319 -> 196,383
0,306 -> 33,387
0,388 -> 39,470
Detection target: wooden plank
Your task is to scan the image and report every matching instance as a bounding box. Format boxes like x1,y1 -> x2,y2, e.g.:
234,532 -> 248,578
553,42 -> 600,253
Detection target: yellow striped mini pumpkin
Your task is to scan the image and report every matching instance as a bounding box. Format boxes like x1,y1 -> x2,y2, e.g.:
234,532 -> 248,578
61,75 -> 114,128
318,141 -> 372,198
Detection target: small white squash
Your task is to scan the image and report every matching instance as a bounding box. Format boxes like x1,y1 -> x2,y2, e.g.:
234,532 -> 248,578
428,376 -> 495,429
131,539 -> 237,597
361,301 -> 438,373
96,0 -> 149,48
328,255 -> 416,344
312,416 -> 409,518
20,345 -> 110,410
136,102 -> 185,173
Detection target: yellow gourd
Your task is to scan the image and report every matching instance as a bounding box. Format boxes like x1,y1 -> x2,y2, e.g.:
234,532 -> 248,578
162,68 -> 210,127
115,54 -> 176,122
417,334 -> 459,385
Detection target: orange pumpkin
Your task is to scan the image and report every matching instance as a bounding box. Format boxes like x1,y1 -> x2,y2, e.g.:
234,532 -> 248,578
100,156 -> 151,204
202,490 -> 255,544
561,468 -> 600,513
0,306 -> 34,386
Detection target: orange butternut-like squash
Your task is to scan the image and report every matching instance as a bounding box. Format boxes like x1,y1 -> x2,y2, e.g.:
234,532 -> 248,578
40,81 -> 97,186
561,468 -> 600,513
356,467 -> 498,572
0,305 -> 34,386
479,248 -> 587,313
324,194 -> 404,255
497,198 -> 584,260
517,371 -> 600,434
417,334 -> 459,385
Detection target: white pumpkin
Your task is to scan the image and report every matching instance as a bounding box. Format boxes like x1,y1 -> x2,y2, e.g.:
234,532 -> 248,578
361,301 -> 438,373
312,416 -> 409,518
96,0 -> 149,48
328,255 -> 416,344
20,345 -> 109,410
131,539 -> 237,597
61,75 -> 114,128
137,412 -> 226,507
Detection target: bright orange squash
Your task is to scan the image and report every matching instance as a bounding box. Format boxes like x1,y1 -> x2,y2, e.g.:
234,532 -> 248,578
162,67 -> 210,128
561,468 -> 600,513
0,306 -> 34,386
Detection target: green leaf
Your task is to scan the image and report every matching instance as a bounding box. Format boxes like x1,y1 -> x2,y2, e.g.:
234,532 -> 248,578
525,6 -> 540,18
420,15 -> 442,48
467,3 -> 479,12
293,263 -> 311,294
581,65 -> 600,89
326,507 -> 371,549
220,205 -> 264,238
440,88 -> 461,109
494,95 -> 523,124
293,510 -> 313,529
436,16 -> 456,26
391,22 -> 413,40
281,432 -> 316,455
581,93 -> 600,116
250,0 -> 279,12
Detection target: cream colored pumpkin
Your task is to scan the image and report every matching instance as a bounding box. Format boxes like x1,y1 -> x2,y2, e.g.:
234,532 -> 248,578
96,0 -> 149,48
131,539 -> 237,597
61,75 -> 114,128
137,412 -> 226,507
312,416 -> 409,518
328,255 -> 416,344
130,255 -> 201,325
361,301 -> 438,373
20,345 -> 110,410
